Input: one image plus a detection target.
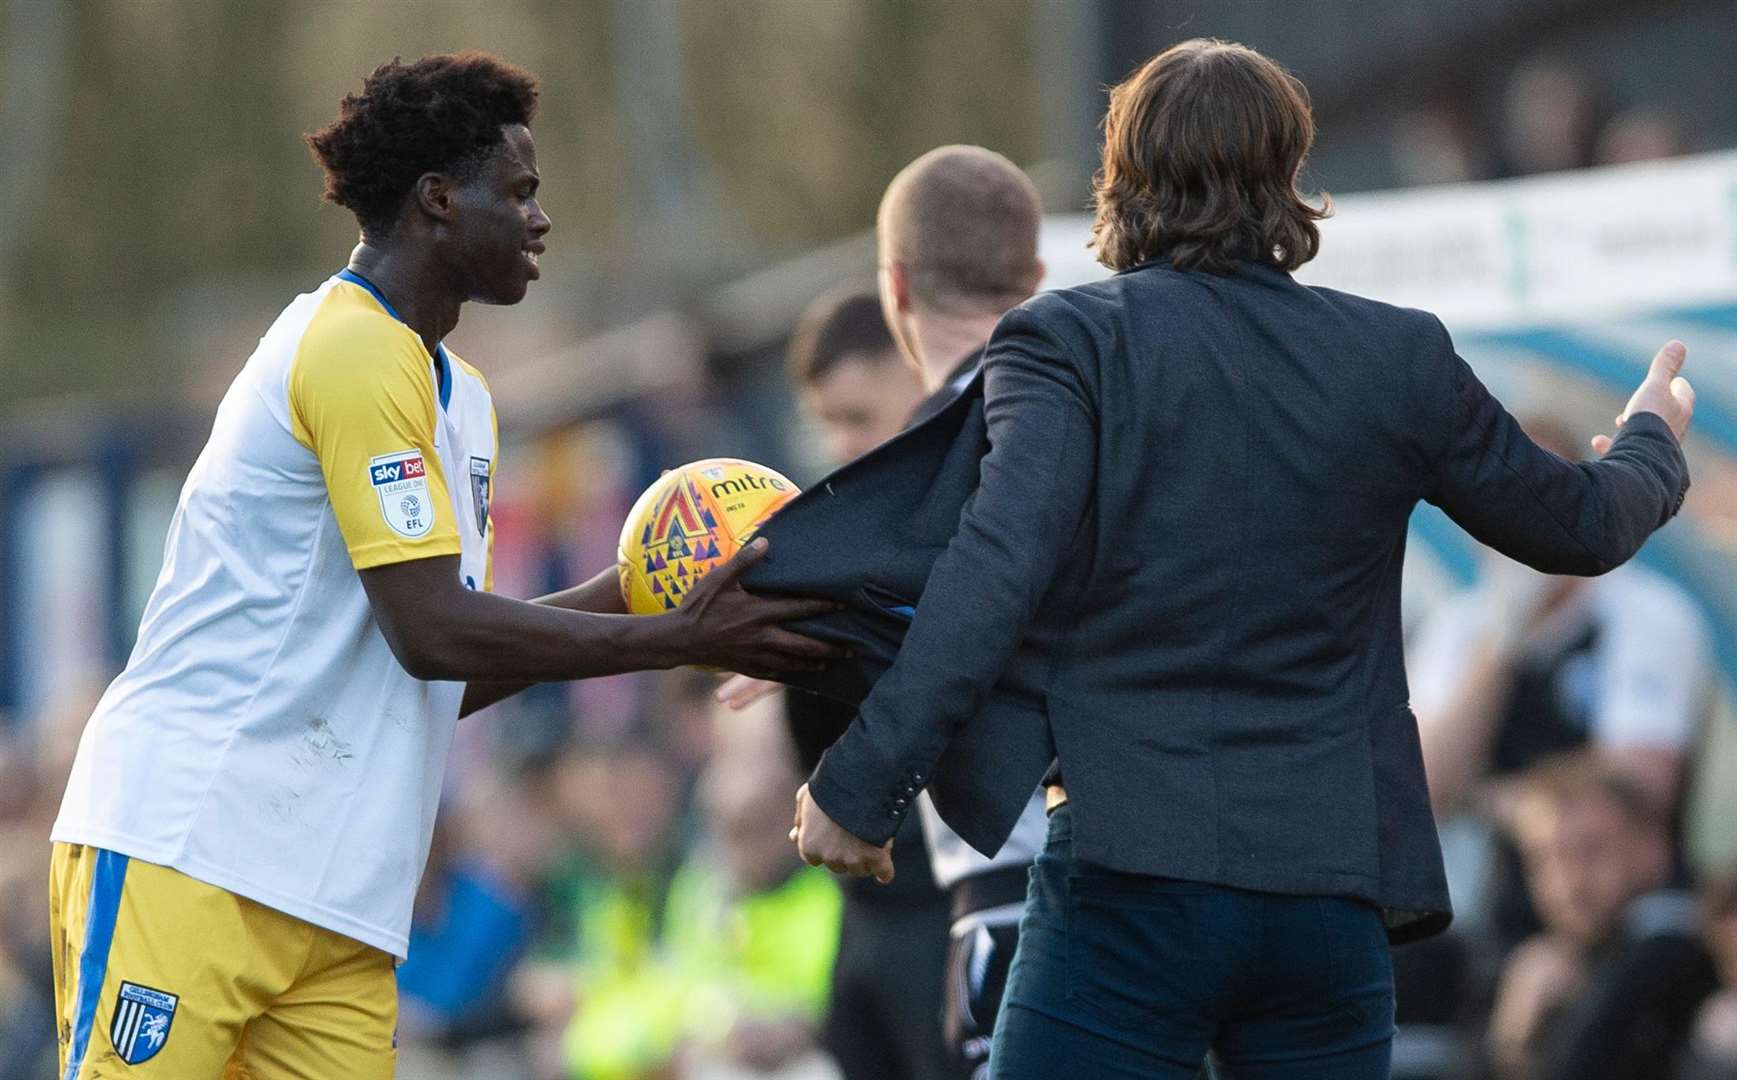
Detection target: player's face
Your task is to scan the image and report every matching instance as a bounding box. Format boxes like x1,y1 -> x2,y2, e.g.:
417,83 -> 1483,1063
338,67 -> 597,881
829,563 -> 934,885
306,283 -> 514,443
801,352 -> 926,464
451,124 -> 551,305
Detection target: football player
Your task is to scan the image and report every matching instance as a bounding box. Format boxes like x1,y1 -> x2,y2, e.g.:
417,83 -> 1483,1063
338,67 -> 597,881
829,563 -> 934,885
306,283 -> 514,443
50,52 -> 838,1079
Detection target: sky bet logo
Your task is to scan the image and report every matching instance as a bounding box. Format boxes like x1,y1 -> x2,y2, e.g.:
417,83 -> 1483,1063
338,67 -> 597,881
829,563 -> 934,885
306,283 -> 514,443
371,455 -> 426,487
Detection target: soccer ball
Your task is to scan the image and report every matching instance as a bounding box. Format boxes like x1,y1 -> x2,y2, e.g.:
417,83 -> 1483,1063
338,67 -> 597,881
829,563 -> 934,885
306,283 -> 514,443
618,458 -> 800,615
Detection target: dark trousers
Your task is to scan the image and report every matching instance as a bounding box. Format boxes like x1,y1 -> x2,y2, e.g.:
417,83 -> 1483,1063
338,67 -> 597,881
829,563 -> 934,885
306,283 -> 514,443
827,892 -> 964,1080
989,805 -> 1395,1079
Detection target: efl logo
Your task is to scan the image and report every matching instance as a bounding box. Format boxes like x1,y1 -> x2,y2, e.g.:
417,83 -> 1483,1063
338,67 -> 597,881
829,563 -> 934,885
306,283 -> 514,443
368,449 -> 437,538
371,456 -> 426,486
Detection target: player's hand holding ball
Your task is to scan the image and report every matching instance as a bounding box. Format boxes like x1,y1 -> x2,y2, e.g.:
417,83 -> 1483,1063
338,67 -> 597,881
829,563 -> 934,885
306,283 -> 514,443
666,538 -> 845,678
618,459 -> 844,678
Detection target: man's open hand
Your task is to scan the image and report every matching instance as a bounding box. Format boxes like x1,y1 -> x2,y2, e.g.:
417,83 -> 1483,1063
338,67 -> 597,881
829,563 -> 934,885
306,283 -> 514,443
1591,340 -> 1694,455
792,783 -> 894,884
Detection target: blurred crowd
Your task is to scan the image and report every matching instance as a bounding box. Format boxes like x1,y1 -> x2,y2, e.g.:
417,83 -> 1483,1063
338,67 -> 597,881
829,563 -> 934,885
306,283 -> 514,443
1389,53 -> 1694,187
1394,406 -> 1735,1080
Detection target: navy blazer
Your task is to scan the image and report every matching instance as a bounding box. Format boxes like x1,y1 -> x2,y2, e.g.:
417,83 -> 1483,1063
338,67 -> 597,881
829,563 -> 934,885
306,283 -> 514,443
747,259 -> 1688,942
748,370 -> 1060,857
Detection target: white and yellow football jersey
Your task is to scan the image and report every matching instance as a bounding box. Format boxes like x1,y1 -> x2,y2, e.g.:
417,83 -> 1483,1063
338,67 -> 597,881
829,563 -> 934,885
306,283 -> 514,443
53,269 -> 496,958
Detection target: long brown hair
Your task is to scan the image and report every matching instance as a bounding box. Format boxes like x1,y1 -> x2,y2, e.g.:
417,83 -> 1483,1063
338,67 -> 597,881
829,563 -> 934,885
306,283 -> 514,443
1090,39 -> 1330,275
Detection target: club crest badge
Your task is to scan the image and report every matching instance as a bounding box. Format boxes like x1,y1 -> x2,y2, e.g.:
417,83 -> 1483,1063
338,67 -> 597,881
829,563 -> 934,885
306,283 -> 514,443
469,456 -> 491,536
368,449 -> 435,538
110,981 -> 177,1065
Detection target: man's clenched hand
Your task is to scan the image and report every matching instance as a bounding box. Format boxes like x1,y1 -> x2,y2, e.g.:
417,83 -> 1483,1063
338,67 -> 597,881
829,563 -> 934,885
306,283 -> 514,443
791,783 -> 894,884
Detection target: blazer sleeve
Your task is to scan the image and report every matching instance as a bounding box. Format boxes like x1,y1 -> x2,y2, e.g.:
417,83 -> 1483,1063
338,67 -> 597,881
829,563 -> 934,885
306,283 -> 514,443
806,301 -> 1097,844
1424,319 -> 1688,575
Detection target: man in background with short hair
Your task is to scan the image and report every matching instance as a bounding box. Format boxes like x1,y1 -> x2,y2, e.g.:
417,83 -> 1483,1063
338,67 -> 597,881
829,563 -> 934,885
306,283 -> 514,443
866,145 -> 1051,1077
788,289 -> 928,466
1488,752 -> 1717,1080
737,145 -> 1055,1078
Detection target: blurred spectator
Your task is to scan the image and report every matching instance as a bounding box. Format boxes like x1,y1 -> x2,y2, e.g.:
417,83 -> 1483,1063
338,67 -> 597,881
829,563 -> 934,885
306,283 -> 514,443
0,679 -> 103,1080
677,692 -> 841,1079
786,287 -> 927,464
1388,56 -> 1693,189
1680,872 -> 1737,1079
1411,416 -> 1711,946
1390,102 -> 1492,187
1595,106 -> 1690,167
0,815 -> 55,1080
0,743 -> 54,1080
0,734 -> 38,826
557,739 -> 689,1080
1487,753 -> 1717,1080
650,667 -> 730,788
559,699 -> 842,1080
395,755 -> 569,1078
1498,57 -> 1608,177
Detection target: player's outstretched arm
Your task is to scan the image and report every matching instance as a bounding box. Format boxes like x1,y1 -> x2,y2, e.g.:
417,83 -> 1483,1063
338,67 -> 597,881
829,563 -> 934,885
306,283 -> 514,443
458,565 -> 623,716
360,538 -> 844,689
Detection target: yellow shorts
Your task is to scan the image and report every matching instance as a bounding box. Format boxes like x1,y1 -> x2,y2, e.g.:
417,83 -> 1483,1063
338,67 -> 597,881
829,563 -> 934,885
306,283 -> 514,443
50,843 -> 397,1079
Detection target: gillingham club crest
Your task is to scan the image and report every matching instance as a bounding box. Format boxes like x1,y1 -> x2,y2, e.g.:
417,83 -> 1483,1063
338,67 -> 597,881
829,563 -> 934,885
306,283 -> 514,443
469,456 -> 491,536
109,981 -> 177,1065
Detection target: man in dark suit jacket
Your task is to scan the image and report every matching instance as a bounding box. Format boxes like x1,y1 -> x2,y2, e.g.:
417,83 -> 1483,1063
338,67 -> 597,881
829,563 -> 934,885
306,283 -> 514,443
755,40 -> 1695,1077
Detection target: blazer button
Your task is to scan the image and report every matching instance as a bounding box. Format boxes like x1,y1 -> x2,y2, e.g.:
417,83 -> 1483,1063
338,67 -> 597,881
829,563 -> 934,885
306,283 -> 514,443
894,796 -> 908,807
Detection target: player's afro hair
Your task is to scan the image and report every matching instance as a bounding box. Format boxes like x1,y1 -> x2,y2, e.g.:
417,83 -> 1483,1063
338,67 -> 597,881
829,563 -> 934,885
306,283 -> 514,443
305,51 -> 539,239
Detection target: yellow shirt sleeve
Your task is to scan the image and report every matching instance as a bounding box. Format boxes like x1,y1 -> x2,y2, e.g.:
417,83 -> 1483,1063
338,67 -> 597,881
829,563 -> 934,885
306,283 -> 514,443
288,307 -> 463,569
